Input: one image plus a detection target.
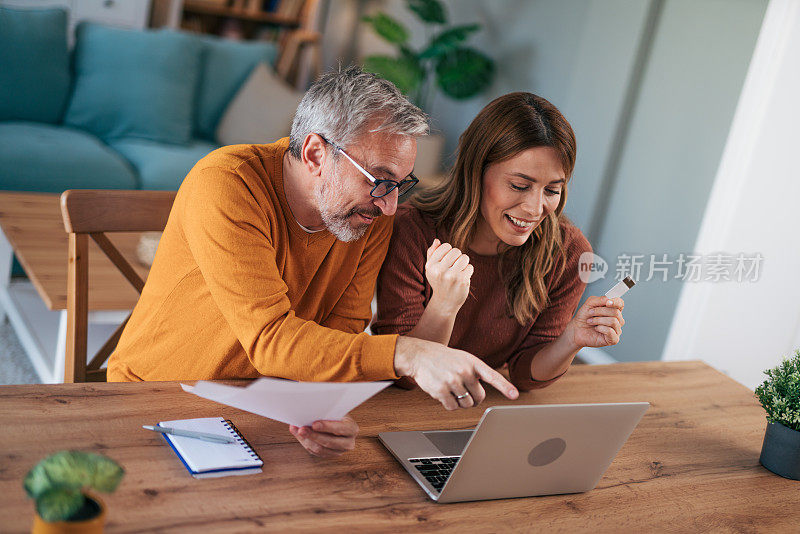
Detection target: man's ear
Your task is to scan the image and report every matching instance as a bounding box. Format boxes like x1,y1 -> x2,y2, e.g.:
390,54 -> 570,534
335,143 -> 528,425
301,134 -> 327,178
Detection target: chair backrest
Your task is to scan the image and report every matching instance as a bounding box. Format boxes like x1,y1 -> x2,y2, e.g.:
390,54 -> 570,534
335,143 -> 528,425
60,190 -> 176,382
61,189 -> 175,233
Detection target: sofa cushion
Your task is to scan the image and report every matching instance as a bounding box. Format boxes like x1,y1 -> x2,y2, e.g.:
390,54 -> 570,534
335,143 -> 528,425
0,122 -> 138,192
64,22 -> 203,146
195,36 -> 278,142
216,62 -> 302,146
109,138 -> 218,190
0,7 -> 70,124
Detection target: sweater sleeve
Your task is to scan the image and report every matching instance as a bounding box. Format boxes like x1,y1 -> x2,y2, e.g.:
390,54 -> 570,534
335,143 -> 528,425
180,167 -> 399,382
371,207 -> 431,336
507,226 -> 592,391
321,215 -> 394,334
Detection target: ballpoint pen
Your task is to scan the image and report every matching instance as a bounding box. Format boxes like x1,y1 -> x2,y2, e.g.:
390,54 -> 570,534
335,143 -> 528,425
142,425 -> 236,444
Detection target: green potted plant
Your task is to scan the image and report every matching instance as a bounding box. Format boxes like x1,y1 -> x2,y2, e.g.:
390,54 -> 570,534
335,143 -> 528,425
362,0 -> 495,179
755,350 -> 800,480
24,450 -> 124,534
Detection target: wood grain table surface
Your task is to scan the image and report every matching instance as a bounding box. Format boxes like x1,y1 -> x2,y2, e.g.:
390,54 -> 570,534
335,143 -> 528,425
0,361 -> 797,533
0,192 -> 149,310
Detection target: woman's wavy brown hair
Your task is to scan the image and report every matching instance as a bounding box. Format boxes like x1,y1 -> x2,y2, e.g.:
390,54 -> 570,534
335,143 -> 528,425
412,92 -> 576,325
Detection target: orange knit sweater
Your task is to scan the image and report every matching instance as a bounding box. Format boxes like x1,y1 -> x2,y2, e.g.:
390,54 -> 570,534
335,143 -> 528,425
108,138 -> 399,382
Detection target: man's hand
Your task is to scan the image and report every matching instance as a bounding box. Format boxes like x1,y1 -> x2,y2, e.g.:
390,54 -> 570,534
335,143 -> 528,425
394,336 -> 519,410
288,416 -> 358,458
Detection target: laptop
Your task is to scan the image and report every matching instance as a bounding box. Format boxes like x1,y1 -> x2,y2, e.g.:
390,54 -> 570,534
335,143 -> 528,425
379,402 -> 648,503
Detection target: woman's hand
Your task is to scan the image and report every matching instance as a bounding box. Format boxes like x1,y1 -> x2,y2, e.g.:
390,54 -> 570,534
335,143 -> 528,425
565,296 -> 625,349
425,239 -> 474,314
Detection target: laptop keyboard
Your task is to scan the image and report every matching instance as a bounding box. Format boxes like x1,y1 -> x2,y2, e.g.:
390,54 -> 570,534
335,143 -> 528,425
408,456 -> 460,492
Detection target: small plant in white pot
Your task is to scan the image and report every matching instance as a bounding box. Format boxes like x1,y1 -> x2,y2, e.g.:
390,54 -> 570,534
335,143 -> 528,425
755,350 -> 800,480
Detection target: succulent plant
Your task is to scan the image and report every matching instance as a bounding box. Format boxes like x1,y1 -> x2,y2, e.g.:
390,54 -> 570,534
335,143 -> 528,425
24,450 -> 124,522
362,0 -> 494,112
755,350 -> 800,432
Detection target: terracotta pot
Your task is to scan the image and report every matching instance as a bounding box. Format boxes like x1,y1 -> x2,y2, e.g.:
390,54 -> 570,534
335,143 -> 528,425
31,495 -> 105,534
759,421 -> 800,480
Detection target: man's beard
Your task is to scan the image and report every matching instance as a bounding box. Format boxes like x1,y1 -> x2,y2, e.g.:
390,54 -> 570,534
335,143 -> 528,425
315,167 -> 381,242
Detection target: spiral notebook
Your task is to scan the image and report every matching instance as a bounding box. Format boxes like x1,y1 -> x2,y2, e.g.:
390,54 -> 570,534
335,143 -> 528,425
158,417 -> 263,479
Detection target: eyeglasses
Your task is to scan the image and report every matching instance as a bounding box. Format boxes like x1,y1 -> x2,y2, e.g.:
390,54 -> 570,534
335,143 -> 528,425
317,134 -> 419,198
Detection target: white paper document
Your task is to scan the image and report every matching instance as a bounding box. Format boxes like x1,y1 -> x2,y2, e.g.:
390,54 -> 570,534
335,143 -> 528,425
181,378 -> 391,427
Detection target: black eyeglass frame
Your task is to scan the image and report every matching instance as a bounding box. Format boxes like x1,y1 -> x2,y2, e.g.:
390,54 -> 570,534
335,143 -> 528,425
317,134 -> 419,199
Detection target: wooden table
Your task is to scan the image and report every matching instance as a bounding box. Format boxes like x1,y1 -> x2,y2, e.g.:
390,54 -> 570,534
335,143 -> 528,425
0,192 -> 150,382
0,361 -> 797,532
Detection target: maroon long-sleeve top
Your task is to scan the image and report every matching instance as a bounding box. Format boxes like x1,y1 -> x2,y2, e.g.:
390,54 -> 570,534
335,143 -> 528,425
372,205 -> 591,391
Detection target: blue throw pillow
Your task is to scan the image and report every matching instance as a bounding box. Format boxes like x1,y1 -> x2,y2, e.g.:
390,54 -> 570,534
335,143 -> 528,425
64,22 -> 203,145
0,7 -> 70,123
195,35 -> 277,141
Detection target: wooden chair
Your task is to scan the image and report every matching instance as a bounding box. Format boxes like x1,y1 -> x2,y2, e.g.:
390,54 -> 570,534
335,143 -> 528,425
60,190 -> 176,383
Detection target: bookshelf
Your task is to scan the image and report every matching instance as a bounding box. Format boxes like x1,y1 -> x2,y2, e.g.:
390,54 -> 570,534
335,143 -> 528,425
183,0 -> 300,33
180,0 -> 322,88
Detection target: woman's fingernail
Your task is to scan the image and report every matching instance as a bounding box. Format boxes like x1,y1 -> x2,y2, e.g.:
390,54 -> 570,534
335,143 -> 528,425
606,300 -> 613,306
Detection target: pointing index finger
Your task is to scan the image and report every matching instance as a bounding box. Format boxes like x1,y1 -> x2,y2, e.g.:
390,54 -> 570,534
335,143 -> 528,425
473,362 -> 519,400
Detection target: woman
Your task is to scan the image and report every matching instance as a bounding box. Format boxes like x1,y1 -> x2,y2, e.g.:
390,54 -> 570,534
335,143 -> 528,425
372,92 -> 625,393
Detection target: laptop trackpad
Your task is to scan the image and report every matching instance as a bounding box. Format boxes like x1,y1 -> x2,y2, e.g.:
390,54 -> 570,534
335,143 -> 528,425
423,430 -> 474,456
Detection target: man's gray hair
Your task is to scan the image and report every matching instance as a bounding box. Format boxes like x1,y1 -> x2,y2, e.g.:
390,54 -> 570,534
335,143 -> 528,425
288,65 -> 429,158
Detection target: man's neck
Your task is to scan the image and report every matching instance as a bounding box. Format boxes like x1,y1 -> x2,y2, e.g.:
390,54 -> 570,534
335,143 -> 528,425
282,151 -> 325,230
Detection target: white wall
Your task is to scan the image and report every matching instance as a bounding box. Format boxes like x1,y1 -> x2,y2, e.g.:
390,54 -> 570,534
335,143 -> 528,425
663,0 -> 800,390
559,1 -> 652,232
588,0 -> 767,363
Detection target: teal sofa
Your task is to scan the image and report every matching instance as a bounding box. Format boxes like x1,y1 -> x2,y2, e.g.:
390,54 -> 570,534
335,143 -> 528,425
0,6 -> 277,193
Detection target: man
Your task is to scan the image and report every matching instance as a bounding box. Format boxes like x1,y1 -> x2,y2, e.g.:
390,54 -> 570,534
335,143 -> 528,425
108,66 -> 518,457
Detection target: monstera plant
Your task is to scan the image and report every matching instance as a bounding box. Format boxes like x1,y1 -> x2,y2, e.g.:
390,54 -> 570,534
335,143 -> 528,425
362,0 -> 495,113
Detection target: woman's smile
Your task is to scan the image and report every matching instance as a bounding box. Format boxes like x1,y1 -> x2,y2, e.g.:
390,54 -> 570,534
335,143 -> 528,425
505,213 -> 537,230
